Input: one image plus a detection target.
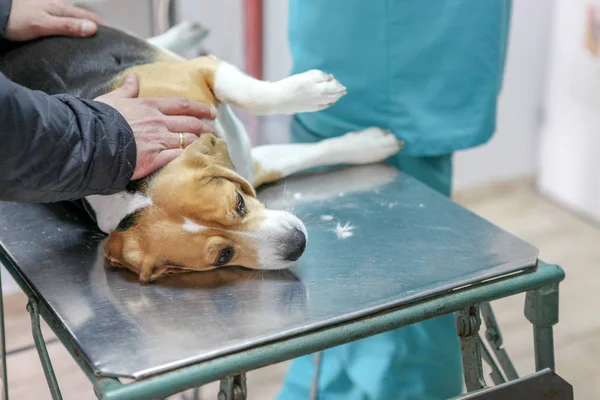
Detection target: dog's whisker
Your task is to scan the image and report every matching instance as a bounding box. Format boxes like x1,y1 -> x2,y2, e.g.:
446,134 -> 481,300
282,180 -> 289,210
242,269 -> 257,287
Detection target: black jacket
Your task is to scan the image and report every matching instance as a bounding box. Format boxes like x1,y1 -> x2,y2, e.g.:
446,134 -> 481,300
0,0 -> 136,203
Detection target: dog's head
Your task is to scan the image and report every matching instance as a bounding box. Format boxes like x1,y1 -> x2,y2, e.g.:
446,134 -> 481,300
105,134 -> 307,283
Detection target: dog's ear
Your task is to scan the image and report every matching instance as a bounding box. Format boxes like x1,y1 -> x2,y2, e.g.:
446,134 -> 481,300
180,134 -> 256,197
105,232 -> 164,284
104,209 -> 163,284
182,133 -> 234,170
199,165 -> 256,198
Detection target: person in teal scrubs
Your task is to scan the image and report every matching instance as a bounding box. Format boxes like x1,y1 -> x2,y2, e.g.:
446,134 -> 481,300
277,1 -> 512,399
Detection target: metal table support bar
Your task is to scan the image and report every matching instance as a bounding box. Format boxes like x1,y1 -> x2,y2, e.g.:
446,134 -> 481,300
478,336 -> 505,385
524,283 -> 560,372
456,305 -> 486,392
480,302 -> 519,381
0,272 -> 7,400
309,351 -> 323,400
218,374 -> 247,400
26,300 -> 63,400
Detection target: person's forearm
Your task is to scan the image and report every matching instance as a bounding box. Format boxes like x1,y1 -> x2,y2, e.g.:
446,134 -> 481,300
0,0 -> 12,38
0,73 -> 136,202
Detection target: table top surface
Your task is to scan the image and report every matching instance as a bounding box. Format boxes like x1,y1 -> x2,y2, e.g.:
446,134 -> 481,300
0,164 -> 539,379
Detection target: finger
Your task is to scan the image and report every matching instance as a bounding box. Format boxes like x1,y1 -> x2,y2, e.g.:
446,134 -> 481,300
109,74 -> 140,99
145,97 -> 217,120
56,3 -> 108,26
155,149 -> 185,169
163,116 -> 216,135
43,16 -> 98,37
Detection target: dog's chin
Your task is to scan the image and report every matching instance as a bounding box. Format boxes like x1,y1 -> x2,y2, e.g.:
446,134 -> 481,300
249,259 -> 300,271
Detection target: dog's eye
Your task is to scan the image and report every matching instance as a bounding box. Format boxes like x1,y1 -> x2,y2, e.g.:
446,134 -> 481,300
214,248 -> 234,266
236,193 -> 246,216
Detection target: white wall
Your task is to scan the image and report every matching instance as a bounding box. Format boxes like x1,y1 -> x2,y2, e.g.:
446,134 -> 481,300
75,0 -> 154,38
453,0 -> 555,189
537,0 -> 600,222
175,0 -> 245,68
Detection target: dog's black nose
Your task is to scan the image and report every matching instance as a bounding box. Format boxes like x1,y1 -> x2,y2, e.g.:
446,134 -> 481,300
284,228 -> 307,261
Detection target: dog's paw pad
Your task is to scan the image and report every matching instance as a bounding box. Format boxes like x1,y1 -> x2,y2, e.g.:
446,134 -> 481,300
276,70 -> 347,114
333,127 -> 403,165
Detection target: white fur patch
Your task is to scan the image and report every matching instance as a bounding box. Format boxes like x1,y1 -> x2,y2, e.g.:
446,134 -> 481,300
251,127 -> 402,181
215,103 -> 255,183
147,20 -> 208,56
86,192 -> 152,233
242,209 -> 308,270
182,218 -> 206,233
213,63 -> 346,116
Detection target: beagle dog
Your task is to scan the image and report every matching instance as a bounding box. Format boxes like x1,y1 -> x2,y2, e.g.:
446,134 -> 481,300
1,22 -> 402,283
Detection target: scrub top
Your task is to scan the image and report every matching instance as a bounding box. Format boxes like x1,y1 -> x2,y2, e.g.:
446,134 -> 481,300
288,0 -> 512,156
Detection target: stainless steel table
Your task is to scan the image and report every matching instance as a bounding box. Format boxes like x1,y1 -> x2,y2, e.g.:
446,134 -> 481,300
0,164 -> 567,400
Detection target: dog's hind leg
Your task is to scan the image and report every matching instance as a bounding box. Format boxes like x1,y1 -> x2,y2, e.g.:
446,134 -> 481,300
251,127 -> 403,188
147,21 -> 209,55
210,61 -> 347,116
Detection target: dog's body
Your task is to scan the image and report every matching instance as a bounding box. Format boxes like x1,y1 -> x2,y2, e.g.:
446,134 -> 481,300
0,22 -> 401,282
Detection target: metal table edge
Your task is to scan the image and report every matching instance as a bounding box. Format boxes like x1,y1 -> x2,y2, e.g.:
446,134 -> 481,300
93,260 -> 565,400
0,245 -> 102,379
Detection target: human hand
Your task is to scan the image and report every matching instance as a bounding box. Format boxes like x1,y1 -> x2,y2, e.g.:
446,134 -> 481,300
95,74 -> 217,180
4,0 -> 106,41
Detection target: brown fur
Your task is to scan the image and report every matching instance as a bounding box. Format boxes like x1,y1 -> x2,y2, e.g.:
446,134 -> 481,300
253,162 -> 283,188
117,56 -> 221,106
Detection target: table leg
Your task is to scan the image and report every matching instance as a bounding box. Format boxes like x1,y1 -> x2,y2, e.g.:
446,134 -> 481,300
218,374 -> 247,400
0,271 -> 8,400
26,300 -> 63,400
190,387 -> 202,399
524,283 -> 559,371
456,305 -> 486,392
309,351 -> 323,400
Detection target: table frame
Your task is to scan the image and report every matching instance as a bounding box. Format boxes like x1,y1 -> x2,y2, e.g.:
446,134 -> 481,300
0,259 -> 564,400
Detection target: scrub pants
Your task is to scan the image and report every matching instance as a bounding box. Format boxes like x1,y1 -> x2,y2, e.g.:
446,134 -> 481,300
276,118 -> 463,400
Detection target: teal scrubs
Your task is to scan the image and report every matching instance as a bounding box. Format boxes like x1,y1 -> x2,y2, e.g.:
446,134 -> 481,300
277,1 -> 511,399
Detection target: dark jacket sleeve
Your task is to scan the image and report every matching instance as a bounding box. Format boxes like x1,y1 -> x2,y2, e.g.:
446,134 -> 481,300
0,73 -> 137,202
0,0 -> 11,38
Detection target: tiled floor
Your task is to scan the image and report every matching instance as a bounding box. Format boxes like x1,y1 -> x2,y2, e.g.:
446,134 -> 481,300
1,179 -> 598,399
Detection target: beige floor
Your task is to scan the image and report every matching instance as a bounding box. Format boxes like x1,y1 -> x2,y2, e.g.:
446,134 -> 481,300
1,180 -> 598,400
